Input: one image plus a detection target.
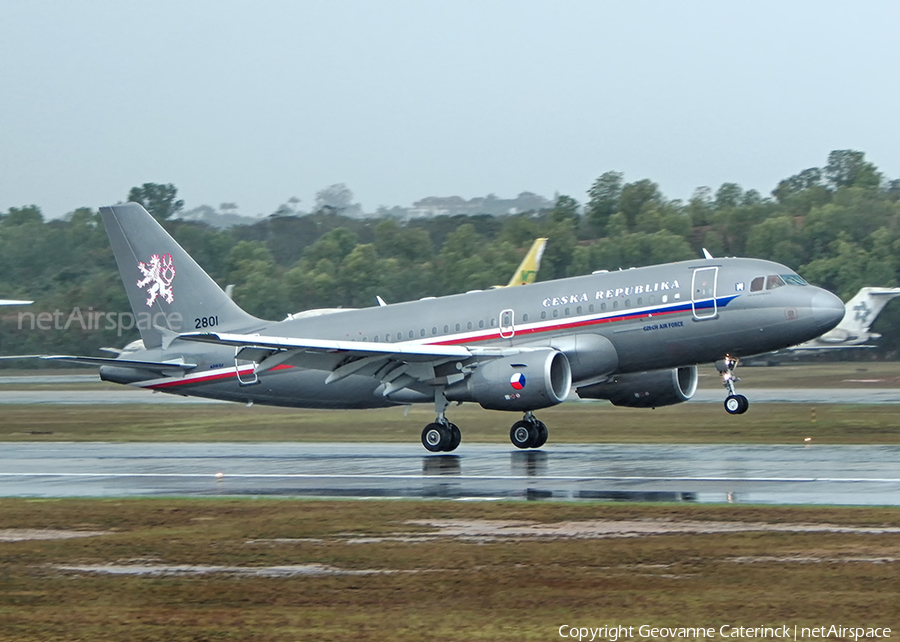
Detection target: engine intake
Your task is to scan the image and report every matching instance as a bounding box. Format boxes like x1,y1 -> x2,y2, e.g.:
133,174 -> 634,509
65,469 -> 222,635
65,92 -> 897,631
446,349 -> 571,411
576,366 -> 698,408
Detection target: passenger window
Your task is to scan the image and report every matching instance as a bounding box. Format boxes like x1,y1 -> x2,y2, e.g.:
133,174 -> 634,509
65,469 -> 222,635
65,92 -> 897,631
766,274 -> 786,290
467,321 -> 473,330
613,301 -> 619,310
373,335 -> 379,342
523,313 -> 529,322
478,320 -> 484,329
577,306 -> 582,314
625,299 -> 631,307
637,297 -> 643,305
455,323 -> 461,332
564,308 -> 570,316
601,303 -> 607,311
443,325 -> 449,333
541,311 -> 547,320
397,332 -> 403,341
750,277 -> 765,292
552,309 -> 559,318
490,318 -> 495,327
589,304 -> 594,313
431,327 -> 437,335
419,329 -> 425,337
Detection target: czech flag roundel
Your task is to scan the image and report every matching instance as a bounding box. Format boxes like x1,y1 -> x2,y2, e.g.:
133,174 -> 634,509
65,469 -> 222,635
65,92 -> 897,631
510,372 -> 526,390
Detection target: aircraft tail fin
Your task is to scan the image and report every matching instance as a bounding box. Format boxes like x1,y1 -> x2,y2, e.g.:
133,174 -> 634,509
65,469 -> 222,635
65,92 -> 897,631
506,238 -> 548,287
836,287 -> 900,335
99,203 -> 263,349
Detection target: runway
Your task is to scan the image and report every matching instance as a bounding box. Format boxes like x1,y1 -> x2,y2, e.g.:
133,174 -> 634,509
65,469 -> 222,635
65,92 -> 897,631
2,442 -> 899,505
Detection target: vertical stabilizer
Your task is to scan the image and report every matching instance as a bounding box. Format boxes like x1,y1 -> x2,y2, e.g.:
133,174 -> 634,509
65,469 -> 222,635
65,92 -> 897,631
836,287 -> 900,335
506,238 -> 548,287
100,203 -> 262,349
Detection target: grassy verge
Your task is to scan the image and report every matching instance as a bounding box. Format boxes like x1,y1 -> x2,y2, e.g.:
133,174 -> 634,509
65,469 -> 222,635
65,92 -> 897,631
1,401 -> 899,444
1,499 -> 898,641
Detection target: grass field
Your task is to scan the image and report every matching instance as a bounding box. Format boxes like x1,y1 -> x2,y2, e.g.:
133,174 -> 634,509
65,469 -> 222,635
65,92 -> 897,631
1,499 -> 899,642
2,401 -> 899,444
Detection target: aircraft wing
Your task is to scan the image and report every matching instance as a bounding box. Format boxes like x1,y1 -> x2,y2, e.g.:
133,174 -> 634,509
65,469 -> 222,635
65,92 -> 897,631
181,331 -> 471,360
0,299 -> 32,306
179,331 -> 483,392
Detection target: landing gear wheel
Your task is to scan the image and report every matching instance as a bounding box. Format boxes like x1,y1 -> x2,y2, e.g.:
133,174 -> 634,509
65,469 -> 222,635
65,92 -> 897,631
447,423 -> 461,451
532,421 -> 548,448
422,423 -> 451,452
718,355 -> 750,415
510,421 -> 535,449
724,394 -> 749,415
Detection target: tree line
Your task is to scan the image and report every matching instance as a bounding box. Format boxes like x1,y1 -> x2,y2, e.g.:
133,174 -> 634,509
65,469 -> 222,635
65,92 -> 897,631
3,149 -> 900,360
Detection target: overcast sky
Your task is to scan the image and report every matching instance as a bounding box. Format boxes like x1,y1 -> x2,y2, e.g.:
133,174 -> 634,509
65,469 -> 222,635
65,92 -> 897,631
2,1 -> 899,218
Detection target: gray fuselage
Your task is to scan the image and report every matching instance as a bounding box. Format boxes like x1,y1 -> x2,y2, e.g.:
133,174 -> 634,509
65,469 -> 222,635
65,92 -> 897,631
101,257 -> 845,411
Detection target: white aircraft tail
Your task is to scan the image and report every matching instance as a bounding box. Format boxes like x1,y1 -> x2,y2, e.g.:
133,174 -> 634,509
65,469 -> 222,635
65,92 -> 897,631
836,287 -> 900,336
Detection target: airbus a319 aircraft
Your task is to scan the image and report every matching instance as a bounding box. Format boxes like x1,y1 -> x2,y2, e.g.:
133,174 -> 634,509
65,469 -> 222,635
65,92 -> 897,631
41,203 -> 844,451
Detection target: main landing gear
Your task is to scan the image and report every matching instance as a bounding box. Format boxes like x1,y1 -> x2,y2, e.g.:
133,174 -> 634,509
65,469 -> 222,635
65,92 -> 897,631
421,421 -> 461,452
422,391 -> 462,452
717,355 -> 749,415
510,411 -> 548,449
420,391 -> 550,452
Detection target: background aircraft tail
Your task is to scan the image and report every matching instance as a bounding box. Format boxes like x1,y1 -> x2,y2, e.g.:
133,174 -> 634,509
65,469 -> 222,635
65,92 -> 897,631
506,238 -> 547,287
100,203 -> 262,349
836,287 -> 900,335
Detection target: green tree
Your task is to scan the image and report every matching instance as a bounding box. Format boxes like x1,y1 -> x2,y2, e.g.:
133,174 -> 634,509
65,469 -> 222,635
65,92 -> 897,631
619,179 -> 661,231
585,171 -> 623,236
824,150 -> 882,190
127,183 -> 184,220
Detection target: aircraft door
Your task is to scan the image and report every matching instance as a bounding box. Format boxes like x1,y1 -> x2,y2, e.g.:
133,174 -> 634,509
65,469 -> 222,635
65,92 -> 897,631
234,346 -> 260,386
691,267 -> 719,320
499,309 -> 515,338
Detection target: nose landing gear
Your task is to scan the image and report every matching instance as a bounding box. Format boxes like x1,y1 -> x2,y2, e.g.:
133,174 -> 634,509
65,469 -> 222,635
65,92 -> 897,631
717,355 -> 749,414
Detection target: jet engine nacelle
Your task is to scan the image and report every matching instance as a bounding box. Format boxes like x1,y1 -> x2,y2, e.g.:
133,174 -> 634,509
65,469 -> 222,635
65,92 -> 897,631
576,366 -> 698,408
445,349 -> 572,411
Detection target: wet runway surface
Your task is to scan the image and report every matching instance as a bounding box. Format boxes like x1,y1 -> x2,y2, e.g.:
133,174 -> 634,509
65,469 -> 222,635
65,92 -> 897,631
2,442 -> 899,505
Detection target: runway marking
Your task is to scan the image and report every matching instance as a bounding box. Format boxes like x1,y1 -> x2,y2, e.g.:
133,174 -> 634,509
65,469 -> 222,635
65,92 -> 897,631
1,473 -> 900,483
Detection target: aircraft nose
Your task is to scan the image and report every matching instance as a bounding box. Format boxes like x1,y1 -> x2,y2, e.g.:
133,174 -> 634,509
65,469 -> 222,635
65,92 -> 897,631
811,289 -> 845,332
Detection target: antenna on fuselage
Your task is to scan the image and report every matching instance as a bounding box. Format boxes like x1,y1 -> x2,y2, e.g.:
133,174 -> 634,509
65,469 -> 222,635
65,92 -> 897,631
702,248 -> 714,260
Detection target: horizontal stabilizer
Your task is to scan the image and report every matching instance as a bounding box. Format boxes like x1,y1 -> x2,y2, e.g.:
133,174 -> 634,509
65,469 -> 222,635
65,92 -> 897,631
2,355 -> 198,371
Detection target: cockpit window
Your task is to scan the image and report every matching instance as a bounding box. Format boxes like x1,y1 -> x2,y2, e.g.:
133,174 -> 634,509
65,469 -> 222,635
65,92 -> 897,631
782,274 -> 807,286
766,274 -> 786,290
750,277 -> 765,292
